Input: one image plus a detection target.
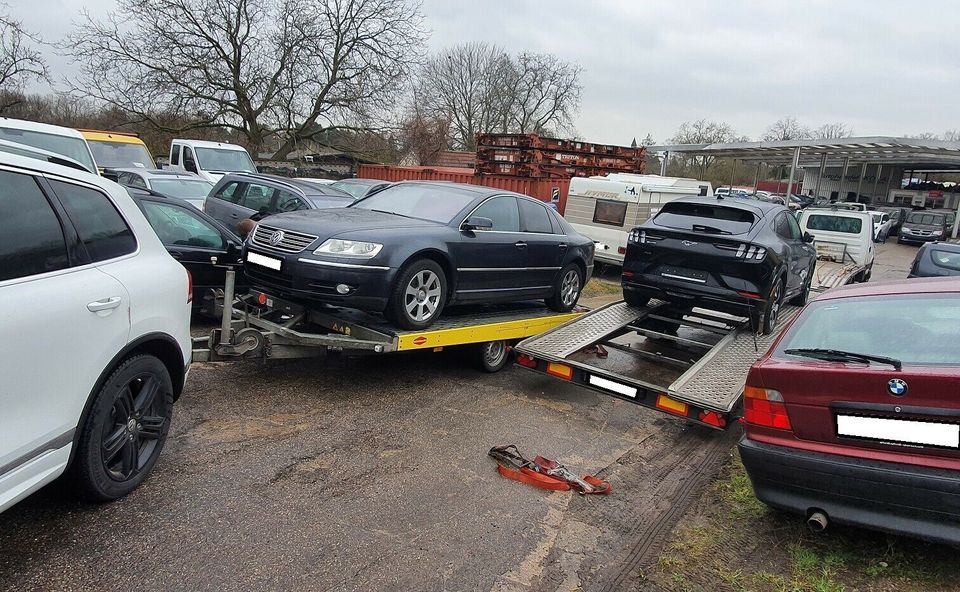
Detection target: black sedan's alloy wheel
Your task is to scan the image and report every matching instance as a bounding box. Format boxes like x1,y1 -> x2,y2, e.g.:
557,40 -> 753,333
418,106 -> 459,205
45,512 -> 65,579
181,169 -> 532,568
546,264 -> 583,312
70,355 -> 173,501
387,259 -> 448,329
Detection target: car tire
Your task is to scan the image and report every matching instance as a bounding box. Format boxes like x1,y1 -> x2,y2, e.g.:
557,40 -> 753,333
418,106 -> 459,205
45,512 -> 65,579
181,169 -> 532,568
69,355 -> 173,502
760,279 -> 785,335
476,340 -> 510,373
545,264 -> 583,312
788,268 -> 813,306
386,259 -> 447,330
623,290 -> 650,308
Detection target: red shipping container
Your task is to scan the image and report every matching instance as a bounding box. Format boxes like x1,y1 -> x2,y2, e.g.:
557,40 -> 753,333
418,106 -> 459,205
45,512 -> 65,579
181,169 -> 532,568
357,165 -> 572,214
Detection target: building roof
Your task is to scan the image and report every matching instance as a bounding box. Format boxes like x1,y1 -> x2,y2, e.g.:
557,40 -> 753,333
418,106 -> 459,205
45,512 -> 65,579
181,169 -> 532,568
649,136 -> 960,170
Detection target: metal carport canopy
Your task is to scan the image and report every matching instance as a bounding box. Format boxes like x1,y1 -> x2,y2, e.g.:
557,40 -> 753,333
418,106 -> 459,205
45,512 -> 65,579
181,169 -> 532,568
648,136 -> 960,169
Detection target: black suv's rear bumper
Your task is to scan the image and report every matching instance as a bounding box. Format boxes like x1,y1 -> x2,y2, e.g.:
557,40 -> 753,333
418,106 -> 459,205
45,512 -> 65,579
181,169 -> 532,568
622,274 -> 766,318
739,436 -> 960,545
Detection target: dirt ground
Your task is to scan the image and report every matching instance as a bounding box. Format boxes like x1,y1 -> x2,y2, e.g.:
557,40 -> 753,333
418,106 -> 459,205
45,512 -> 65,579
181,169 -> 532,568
0,242 -> 940,592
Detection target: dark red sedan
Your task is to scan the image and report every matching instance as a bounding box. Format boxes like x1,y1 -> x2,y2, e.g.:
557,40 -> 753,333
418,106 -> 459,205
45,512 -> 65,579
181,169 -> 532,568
739,277 -> 960,544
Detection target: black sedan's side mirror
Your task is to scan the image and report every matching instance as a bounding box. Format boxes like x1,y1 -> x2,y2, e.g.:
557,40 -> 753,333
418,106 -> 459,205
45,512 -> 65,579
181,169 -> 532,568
803,232 -> 815,243
462,216 -> 494,231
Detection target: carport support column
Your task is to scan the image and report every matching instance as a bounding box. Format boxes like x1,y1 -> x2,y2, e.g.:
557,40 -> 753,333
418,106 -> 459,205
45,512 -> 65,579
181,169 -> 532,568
660,151 -> 669,176
785,147 -> 801,199
813,152 -> 827,198
872,164 -> 883,202
837,157 -> 850,202
855,162 -> 866,203
728,159 -> 738,191
753,162 -> 762,192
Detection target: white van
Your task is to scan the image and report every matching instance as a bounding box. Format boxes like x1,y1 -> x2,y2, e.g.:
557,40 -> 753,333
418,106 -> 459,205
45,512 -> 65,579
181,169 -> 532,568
167,139 -> 257,184
797,208 -> 876,280
563,173 -> 712,265
0,117 -> 98,175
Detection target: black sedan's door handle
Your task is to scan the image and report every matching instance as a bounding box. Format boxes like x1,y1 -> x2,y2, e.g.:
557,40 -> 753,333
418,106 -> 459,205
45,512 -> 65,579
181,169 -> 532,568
558,243 -> 568,250
168,250 -> 184,260
515,241 -> 527,249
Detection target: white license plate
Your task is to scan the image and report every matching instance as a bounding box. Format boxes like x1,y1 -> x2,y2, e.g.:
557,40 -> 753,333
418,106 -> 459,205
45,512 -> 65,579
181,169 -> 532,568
836,415 -> 960,448
247,251 -> 282,271
588,374 -> 638,398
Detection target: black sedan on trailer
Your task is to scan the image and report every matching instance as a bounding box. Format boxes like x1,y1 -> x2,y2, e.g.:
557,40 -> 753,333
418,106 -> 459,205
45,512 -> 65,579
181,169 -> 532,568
622,196 -> 817,334
241,182 -> 594,329
126,187 -> 245,314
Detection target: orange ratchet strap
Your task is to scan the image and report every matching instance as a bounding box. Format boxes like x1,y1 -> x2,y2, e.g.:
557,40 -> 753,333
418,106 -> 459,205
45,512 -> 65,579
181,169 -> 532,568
488,445 -> 612,495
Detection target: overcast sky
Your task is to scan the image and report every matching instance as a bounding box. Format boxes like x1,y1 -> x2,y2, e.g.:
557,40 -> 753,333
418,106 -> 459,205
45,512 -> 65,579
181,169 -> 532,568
14,0 -> 958,145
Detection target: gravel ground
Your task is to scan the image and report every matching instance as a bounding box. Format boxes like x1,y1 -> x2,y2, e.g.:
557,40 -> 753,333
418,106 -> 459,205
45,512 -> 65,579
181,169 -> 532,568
0,242 -> 919,592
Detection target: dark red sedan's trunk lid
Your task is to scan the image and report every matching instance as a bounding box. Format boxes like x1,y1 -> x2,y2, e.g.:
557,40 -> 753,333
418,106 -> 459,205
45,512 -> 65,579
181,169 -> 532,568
756,360 -> 960,458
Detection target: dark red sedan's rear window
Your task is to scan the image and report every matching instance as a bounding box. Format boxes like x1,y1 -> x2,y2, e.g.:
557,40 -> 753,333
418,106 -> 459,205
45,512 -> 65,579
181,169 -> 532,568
776,294 -> 960,366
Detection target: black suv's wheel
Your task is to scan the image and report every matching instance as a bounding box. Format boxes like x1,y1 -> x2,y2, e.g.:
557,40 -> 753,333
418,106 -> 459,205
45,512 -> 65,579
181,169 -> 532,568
788,267 -> 813,306
623,290 -> 650,308
387,259 -> 447,329
70,355 -> 173,501
545,264 -> 583,312
760,279 -> 786,335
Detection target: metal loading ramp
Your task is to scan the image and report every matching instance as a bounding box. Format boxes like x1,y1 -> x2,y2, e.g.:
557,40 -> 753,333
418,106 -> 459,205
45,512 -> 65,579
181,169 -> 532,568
667,305 -> 801,412
516,301 -> 652,359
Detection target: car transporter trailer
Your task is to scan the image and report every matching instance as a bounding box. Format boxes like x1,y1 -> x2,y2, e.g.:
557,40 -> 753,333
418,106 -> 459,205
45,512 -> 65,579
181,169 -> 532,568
512,246 -> 869,430
192,270 -> 584,372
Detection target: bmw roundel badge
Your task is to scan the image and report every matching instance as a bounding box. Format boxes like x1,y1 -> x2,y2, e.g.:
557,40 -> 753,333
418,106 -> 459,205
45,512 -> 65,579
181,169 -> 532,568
887,378 -> 908,397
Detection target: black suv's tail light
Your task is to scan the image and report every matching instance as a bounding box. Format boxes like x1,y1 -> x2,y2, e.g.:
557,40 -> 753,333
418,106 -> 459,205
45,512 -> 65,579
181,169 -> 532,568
628,230 -> 664,244
716,242 -> 767,260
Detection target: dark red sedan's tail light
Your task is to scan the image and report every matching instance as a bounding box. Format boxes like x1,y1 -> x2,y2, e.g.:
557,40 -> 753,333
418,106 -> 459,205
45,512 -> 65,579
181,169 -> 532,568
743,386 -> 791,430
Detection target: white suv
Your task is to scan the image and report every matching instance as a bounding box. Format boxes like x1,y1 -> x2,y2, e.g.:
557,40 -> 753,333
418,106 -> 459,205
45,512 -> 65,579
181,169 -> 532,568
0,150 -> 192,512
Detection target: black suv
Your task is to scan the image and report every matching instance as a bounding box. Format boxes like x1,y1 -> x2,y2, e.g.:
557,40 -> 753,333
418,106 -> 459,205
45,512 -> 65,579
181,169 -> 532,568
622,196 -> 817,334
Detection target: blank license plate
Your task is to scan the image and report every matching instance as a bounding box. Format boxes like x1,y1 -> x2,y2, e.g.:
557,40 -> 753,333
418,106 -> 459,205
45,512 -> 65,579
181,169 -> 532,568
836,415 -> 960,448
660,266 -> 707,284
247,251 -> 282,271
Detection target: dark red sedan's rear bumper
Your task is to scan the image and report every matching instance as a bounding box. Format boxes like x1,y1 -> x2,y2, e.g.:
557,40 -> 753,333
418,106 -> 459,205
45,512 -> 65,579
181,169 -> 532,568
739,436 -> 960,545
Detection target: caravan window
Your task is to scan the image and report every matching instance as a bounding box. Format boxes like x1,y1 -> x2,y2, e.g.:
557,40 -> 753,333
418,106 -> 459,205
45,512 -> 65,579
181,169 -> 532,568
593,200 -> 627,226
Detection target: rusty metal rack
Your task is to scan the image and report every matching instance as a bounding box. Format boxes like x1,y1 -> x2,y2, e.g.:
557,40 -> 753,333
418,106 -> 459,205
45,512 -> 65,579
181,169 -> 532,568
475,133 -> 646,178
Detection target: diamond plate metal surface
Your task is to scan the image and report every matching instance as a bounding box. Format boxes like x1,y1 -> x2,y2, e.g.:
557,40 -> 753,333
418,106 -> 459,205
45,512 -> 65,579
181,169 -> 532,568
516,301 -> 649,359
669,305 -> 801,412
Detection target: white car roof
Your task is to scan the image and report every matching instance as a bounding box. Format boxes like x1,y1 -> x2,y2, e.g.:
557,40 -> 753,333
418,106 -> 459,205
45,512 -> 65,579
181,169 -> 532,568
0,117 -> 86,139
172,138 -> 247,151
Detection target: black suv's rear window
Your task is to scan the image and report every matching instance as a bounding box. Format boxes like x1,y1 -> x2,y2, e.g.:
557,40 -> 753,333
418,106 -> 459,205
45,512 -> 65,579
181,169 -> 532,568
654,202 -> 756,235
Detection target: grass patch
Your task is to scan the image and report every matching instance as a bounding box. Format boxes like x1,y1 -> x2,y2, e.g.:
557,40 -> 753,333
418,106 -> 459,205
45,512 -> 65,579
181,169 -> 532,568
649,453 -> 960,592
581,277 -> 620,298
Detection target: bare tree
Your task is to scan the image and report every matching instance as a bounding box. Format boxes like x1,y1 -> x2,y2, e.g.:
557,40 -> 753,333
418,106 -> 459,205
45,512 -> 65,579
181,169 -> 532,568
416,43 -> 582,150
811,122 -> 853,139
943,130 -> 960,142
505,52 -> 581,137
669,119 -> 736,175
762,116 -> 809,141
66,0 -> 426,157
640,133 -> 655,146
416,42 -> 512,150
0,7 -> 48,111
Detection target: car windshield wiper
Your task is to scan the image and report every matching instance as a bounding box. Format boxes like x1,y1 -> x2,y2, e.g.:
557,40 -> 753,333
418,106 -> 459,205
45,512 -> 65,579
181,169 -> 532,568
369,209 -> 415,219
783,348 -> 902,371
691,224 -> 731,235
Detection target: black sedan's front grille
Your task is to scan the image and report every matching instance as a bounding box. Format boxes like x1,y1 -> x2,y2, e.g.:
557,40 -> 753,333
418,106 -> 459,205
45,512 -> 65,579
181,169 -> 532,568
251,224 -> 319,253
245,263 -> 294,288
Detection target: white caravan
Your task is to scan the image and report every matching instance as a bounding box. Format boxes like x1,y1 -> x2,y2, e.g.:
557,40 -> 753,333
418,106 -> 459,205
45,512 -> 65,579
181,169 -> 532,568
167,139 -> 257,184
563,173 -> 712,265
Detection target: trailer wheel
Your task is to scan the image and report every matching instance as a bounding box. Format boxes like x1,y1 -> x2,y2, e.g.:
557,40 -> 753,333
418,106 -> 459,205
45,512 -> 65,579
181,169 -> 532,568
476,340 -> 510,373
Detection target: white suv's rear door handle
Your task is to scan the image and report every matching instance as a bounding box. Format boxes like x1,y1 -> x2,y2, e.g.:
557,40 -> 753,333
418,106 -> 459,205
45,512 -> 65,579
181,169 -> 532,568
87,296 -> 122,312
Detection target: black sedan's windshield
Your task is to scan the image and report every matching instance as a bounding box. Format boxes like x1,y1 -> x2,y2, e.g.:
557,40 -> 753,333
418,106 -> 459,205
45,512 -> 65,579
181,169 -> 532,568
352,184 -> 477,223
